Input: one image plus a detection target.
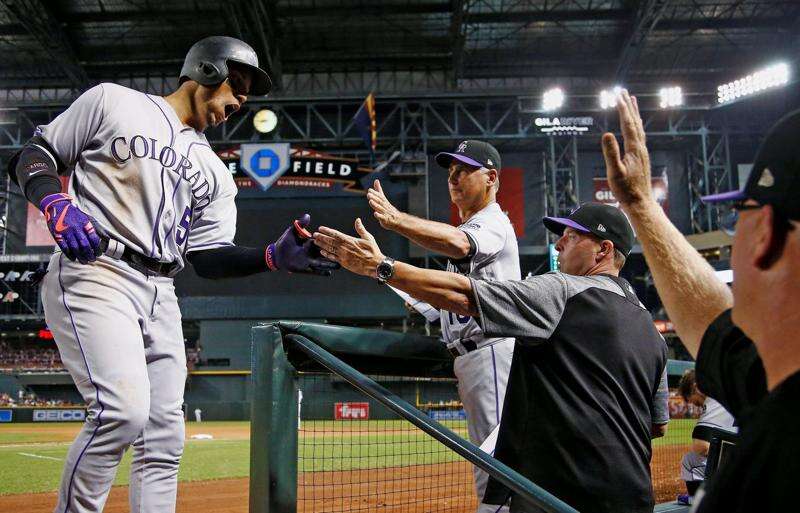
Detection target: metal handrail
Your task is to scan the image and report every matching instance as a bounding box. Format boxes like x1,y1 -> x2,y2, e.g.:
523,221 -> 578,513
286,333 -> 579,513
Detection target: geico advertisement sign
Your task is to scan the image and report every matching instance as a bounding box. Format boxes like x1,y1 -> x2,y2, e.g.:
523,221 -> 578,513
33,409 -> 86,422
334,402 -> 369,420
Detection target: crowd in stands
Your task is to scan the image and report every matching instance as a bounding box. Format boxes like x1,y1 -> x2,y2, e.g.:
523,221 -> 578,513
0,391 -> 80,407
0,340 -> 64,371
0,340 -> 203,372
668,389 -> 703,419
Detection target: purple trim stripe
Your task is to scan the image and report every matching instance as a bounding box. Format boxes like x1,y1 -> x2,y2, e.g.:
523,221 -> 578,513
701,189 -> 747,203
185,241 -> 235,252
490,345 -> 500,425
145,95 -> 175,259
435,151 -> 484,169
58,254 -> 105,513
542,216 -> 591,234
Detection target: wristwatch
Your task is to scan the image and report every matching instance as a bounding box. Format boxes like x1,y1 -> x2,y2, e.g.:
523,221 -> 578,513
376,257 -> 396,283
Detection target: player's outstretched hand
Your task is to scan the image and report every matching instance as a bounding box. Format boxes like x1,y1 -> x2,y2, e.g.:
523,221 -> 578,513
40,193 -> 102,264
266,214 -> 340,276
367,179 -> 404,231
313,218 -> 385,278
601,90 -> 654,209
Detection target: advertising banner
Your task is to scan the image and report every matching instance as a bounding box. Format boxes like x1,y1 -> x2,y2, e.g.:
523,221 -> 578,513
428,409 -> 466,421
33,409 -> 86,422
0,410 -> 12,422
219,146 -> 375,196
334,402 -> 370,420
593,175 -> 669,214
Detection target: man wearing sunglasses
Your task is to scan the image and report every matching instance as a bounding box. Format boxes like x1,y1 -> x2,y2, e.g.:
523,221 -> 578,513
601,90 -> 798,512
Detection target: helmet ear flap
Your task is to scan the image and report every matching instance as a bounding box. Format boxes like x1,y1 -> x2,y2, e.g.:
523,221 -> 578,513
198,62 -> 220,81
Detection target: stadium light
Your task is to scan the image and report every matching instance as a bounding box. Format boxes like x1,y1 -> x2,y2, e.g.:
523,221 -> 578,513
599,86 -> 623,109
717,62 -> 790,104
253,108 -> 278,133
542,87 -> 565,111
659,86 -> 683,109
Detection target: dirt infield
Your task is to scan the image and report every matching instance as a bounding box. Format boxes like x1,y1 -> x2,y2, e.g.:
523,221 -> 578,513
651,445 -> 686,504
298,461 -> 478,513
0,420 -> 687,511
0,452 -> 684,513
0,479 -> 250,513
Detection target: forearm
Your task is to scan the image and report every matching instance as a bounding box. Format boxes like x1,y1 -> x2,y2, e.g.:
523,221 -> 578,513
392,213 -> 471,259
624,201 -> 733,358
388,261 -> 476,316
691,439 -> 710,456
187,245 -> 269,279
651,423 -> 667,438
11,140 -> 63,206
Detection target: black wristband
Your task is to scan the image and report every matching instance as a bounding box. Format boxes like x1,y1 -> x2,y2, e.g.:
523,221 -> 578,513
25,175 -> 62,207
187,245 -> 268,279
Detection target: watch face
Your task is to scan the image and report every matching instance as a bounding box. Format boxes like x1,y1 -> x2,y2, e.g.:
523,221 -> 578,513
377,259 -> 394,281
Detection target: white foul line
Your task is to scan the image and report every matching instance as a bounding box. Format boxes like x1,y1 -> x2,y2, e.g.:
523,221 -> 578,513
17,452 -> 62,461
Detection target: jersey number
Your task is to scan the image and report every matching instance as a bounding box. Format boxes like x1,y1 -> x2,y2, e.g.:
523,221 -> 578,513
448,312 -> 471,324
175,207 -> 192,246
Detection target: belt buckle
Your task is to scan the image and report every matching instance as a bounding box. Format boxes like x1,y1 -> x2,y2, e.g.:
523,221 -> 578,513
448,346 -> 461,358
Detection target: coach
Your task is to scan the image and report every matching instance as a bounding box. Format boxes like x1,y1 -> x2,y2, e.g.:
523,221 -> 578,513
365,140 -> 520,513
313,203 -> 669,513
600,90 -> 798,511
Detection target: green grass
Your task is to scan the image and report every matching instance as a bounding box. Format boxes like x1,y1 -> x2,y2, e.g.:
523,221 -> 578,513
0,438 -> 251,495
653,418 -> 696,447
0,418 -> 696,495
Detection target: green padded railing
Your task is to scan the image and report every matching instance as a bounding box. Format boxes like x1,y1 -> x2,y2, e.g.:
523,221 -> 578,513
249,321 -> 579,513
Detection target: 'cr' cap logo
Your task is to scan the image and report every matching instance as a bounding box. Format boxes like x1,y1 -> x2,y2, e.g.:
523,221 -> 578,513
457,141 -> 468,152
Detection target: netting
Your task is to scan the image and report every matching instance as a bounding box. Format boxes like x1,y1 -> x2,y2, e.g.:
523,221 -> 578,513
296,372 -> 696,512
296,372 -> 479,513
650,393 -> 700,503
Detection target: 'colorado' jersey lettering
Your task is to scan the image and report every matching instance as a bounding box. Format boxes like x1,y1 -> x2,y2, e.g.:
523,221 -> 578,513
35,83 -> 236,272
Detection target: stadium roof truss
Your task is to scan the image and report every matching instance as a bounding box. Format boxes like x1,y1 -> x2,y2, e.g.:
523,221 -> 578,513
0,0 -> 795,100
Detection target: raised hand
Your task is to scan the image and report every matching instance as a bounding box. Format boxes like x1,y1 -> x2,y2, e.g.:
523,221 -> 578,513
266,214 -> 340,276
367,179 -> 404,230
313,218 -> 385,278
601,90 -> 654,208
40,193 -> 102,264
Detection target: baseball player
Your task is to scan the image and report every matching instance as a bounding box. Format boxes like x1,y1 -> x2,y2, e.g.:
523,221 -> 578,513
366,140 -> 519,512
676,369 -> 737,505
8,36 -> 336,513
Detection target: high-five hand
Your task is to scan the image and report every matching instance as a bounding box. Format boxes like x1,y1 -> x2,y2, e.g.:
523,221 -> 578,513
313,218 -> 385,278
266,214 -> 341,276
601,90 -> 654,209
367,179 -> 404,230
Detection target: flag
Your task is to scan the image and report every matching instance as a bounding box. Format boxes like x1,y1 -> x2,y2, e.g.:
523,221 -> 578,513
353,93 -> 376,154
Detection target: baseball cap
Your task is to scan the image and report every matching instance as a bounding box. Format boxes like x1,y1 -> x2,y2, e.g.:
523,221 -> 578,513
702,108 -> 800,221
543,202 -> 636,256
435,140 -> 501,170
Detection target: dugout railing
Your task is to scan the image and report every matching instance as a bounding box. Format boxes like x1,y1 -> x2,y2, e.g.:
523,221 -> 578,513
250,321 -> 579,513
250,322 -> 696,513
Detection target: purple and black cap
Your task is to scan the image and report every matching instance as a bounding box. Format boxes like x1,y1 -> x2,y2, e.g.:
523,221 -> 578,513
543,202 -> 636,256
702,108 -> 800,221
435,140 -> 501,171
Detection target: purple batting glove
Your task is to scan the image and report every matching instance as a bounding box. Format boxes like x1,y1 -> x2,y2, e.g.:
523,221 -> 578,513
266,214 -> 340,276
40,193 -> 102,264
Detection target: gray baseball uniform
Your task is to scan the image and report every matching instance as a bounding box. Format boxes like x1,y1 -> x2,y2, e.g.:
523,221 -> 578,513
38,83 -> 236,513
681,397 -> 737,482
440,202 -> 520,513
